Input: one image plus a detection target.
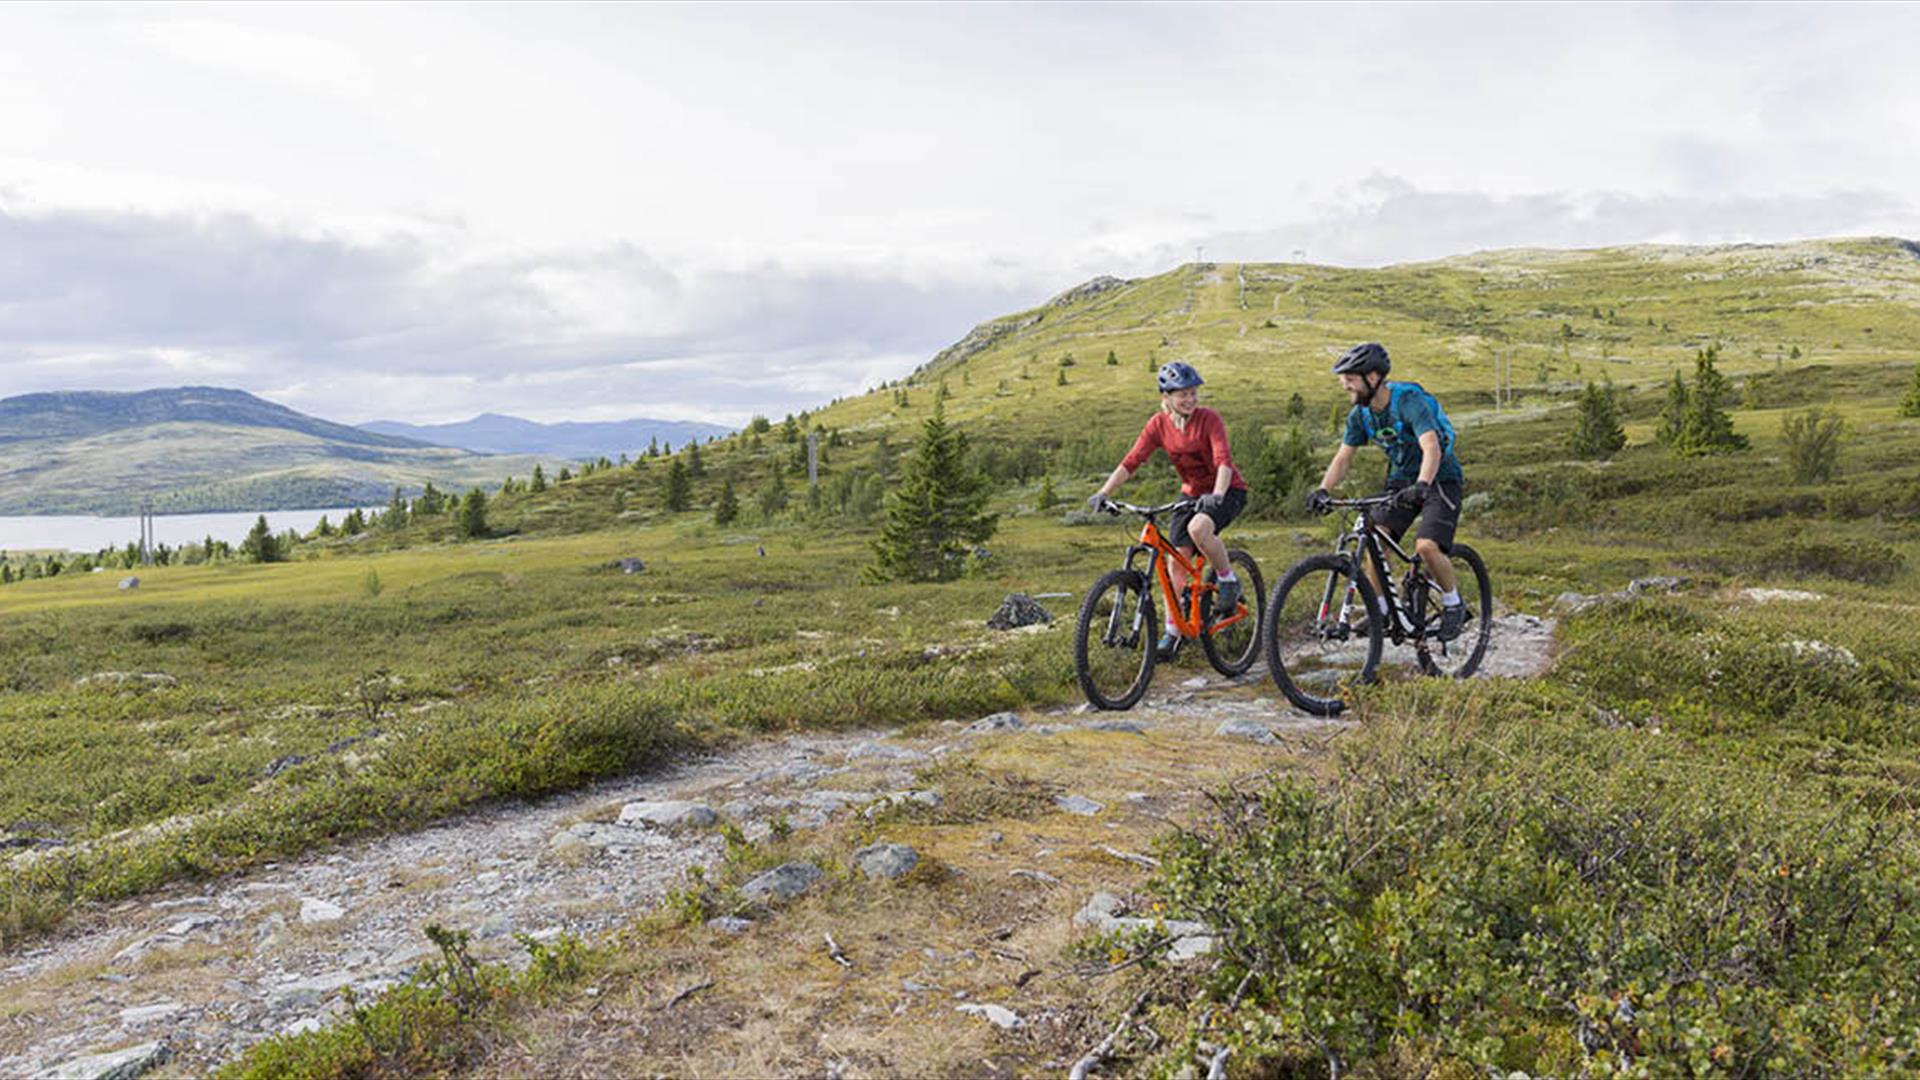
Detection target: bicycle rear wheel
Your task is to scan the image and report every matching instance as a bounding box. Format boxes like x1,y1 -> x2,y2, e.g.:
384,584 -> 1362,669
1201,549 -> 1266,677
1263,554 -> 1383,717
1075,569 -> 1157,710
1415,543 -> 1494,678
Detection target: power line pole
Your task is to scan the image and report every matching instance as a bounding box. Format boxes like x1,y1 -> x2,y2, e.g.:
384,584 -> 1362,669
139,500 -> 154,565
806,431 -> 819,487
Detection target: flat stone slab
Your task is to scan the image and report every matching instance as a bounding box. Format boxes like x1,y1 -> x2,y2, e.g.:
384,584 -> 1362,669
298,898 -> 345,925
956,1003 -> 1025,1030
35,1040 -> 170,1080
1214,718 -> 1279,745
852,843 -> 919,880
1073,891 -> 1215,961
741,861 -> 824,902
844,742 -> 929,762
616,801 -> 719,830
1055,794 -> 1104,817
963,712 -> 1024,734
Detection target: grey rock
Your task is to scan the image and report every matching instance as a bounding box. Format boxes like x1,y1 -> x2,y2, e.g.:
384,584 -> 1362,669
1179,676 -> 1210,689
616,801 -> 719,830
35,1040 -> 170,1080
298,898 -> 345,925
615,558 -> 645,574
1073,892 -> 1215,962
268,970 -> 360,1009
476,913 -> 513,939
116,1002 -> 182,1026
1461,491 -> 1495,513
1026,723 -> 1073,735
161,914 -> 221,937
863,790 -> 942,819
901,978 -> 933,993
957,1002 -> 1025,1030
118,576 -> 140,591
1055,794 -> 1104,816
1627,575 -> 1686,595
844,741 -> 928,762
986,593 -> 1052,631
800,789 -> 864,813
561,822 -> 646,853
853,843 -> 920,880
964,712 -> 1024,734
706,916 -> 754,935
1086,720 -> 1147,735
741,861 -> 824,902
1215,718 -> 1279,744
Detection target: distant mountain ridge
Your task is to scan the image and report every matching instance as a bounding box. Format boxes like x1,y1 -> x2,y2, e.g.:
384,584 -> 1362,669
360,413 -> 733,460
0,386 -> 427,450
0,387 -> 564,515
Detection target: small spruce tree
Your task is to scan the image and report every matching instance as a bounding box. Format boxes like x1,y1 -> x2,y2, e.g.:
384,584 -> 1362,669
240,515 -> 282,563
1900,363 -> 1920,419
1657,371 -> 1689,445
1106,349 -> 1119,366
1056,367 -> 1068,386
662,458 -> 691,512
687,442 -> 705,478
867,406 -> 997,582
714,476 -> 740,525
1037,475 -> 1059,510
457,488 -> 489,538
1568,379 -> 1627,459
531,464 -> 547,492
1250,425 -> 1317,518
1287,392 -> 1306,420
1673,346 -> 1749,455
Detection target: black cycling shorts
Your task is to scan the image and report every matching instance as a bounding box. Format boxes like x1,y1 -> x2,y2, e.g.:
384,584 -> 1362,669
1370,479 -> 1463,554
1169,487 -> 1248,549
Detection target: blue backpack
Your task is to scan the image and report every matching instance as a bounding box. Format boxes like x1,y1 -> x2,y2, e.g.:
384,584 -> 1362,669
1357,381 -> 1457,456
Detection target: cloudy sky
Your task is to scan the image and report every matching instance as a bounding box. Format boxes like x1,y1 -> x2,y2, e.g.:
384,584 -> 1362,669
3,3 -> 1918,426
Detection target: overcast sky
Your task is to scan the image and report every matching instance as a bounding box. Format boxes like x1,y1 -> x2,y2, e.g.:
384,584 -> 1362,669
3,3 -> 1918,425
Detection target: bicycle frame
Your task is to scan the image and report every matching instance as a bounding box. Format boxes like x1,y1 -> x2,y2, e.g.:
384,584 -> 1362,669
1325,504 -> 1426,645
1117,513 -> 1252,640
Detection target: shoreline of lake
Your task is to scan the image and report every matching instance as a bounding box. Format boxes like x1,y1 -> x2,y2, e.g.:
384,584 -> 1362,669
0,509 -> 370,555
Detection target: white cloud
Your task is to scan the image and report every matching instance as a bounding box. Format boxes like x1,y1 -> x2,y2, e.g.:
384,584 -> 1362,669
0,4 -> 1917,422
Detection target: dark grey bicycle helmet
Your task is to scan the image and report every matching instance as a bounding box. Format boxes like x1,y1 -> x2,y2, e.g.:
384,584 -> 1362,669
1156,361 -> 1204,392
1331,342 -> 1390,376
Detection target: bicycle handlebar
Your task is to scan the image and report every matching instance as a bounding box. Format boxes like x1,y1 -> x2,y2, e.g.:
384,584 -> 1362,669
1097,496 -> 1196,518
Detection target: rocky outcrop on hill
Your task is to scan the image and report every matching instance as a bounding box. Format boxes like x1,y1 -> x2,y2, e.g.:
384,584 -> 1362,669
912,275 -> 1133,380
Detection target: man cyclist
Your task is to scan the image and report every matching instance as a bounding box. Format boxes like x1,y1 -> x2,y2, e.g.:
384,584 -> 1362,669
1088,361 -> 1250,658
1306,342 -> 1469,641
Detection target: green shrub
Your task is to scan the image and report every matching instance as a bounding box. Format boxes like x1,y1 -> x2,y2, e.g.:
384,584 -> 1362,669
1151,681 -> 1920,1078
1781,408 -> 1844,484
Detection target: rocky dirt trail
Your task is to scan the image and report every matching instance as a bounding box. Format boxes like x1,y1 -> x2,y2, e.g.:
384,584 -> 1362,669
3,614 -> 1553,1079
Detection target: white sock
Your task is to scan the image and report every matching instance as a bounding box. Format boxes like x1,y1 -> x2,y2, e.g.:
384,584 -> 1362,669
1442,589 -> 1462,607
1165,620 -> 1179,636
1216,570 -> 1236,582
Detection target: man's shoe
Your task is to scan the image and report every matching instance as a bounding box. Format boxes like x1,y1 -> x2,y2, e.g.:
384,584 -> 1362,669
1437,603 -> 1467,642
1156,632 -> 1182,660
1212,577 -> 1243,619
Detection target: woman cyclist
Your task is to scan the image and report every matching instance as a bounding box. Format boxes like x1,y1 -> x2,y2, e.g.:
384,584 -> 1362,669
1088,362 -> 1250,657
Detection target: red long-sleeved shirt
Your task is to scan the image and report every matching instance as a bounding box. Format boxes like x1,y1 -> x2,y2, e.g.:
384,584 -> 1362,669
1119,408 -> 1247,497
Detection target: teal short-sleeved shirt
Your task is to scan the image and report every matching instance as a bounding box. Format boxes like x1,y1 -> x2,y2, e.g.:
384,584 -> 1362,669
1343,382 -> 1464,485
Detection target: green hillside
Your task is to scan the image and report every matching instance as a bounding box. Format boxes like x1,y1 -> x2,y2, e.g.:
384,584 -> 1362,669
0,388 -> 567,515
818,236 -> 1920,454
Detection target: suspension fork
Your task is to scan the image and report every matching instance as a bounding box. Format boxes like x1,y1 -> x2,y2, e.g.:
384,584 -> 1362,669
1117,545 -> 1156,641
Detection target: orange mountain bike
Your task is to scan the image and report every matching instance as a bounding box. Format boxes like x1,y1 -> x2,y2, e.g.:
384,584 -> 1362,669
1073,497 -> 1266,710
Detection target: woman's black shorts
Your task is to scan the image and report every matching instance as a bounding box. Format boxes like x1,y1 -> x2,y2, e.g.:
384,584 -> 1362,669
1169,487 -> 1248,549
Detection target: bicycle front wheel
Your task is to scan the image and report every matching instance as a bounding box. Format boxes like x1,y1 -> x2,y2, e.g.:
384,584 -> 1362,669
1075,569 -> 1158,711
1201,549 -> 1266,677
1415,543 -> 1494,679
1263,554 -> 1383,717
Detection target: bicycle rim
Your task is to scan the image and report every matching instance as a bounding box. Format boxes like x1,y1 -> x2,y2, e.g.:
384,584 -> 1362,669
1075,569 -> 1156,710
1201,549 -> 1265,677
1264,555 -> 1382,716
1416,544 -> 1494,678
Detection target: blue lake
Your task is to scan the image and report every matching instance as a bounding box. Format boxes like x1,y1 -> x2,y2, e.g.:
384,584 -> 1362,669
0,509 -> 368,554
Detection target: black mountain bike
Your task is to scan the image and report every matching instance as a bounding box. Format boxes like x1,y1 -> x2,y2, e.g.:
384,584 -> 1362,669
1261,493 -> 1493,717
1073,498 -> 1266,710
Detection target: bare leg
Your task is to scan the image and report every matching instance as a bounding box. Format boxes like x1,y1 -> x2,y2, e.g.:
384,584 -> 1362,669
1414,538 -> 1458,593
1185,513 -> 1231,581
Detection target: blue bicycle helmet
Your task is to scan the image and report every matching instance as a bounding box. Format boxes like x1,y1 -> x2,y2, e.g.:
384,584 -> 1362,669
1331,342 -> 1390,376
1156,361 -> 1204,392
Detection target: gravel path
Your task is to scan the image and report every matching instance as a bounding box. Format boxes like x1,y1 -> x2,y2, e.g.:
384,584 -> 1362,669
3,613 -> 1553,1078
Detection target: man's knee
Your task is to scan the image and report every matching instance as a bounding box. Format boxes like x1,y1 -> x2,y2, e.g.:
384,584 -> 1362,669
1414,537 -> 1442,560
1188,514 -> 1216,540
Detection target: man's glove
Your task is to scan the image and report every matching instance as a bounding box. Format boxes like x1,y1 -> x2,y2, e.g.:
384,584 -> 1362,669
1306,488 -> 1334,516
1394,481 -> 1432,510
1195,493 -> 1224,516
1087,493 -> 1112,514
